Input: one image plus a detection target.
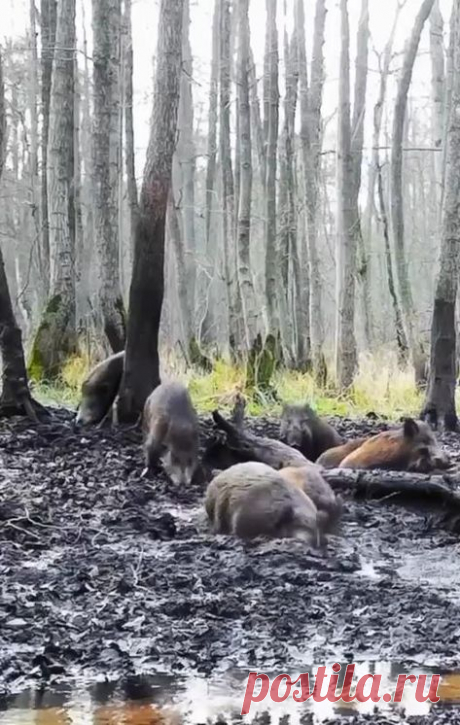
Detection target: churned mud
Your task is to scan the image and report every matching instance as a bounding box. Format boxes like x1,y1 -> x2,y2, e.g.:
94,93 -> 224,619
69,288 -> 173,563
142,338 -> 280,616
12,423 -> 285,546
1,409 -> 460,723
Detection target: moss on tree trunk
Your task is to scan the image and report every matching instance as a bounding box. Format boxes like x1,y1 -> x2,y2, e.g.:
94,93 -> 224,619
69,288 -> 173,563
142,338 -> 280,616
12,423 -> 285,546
28,293 -> 78,381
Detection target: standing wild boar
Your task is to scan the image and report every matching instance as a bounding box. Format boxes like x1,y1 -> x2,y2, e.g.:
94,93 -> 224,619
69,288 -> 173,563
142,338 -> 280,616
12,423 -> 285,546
339,418 -> 450,472
76,351 -> 125,425
143,381 -> 199,484
279,403 -> 342,461
205,462 -> 326,545
279,464 -> 343,533
316,437 -> 369,468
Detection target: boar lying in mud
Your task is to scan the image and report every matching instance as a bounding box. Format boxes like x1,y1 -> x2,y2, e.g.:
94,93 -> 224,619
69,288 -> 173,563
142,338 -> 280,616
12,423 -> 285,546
143,381 -> 199,484
76,351 -> 125,425
279,403 -> 342,462
205,462 -> 328,545
316,438 -> 369,468
279,464 -> 343,534
339,418 -> 450,472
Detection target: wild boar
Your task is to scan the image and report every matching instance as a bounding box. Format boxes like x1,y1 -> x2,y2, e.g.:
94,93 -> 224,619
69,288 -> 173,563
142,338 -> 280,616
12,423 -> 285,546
76,351 -> 125,425
143,381 -> 199,485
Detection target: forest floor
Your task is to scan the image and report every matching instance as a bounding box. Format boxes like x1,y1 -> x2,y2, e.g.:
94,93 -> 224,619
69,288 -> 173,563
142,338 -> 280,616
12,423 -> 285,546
1,409 -> 460,723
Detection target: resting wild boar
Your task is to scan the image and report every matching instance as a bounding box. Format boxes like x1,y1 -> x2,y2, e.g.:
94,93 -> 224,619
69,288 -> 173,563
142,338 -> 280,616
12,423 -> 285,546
76,351 -> 125,425
339,418 -> 450,472
316,438 -> 369,468
279,403 -> 342,462
143,381 -> 199,484
279,465 -> 343,533
205,462 -> 326,545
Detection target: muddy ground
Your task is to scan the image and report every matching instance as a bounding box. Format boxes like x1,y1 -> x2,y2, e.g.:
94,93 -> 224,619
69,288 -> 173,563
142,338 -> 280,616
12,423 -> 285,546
1,409 -> 460,723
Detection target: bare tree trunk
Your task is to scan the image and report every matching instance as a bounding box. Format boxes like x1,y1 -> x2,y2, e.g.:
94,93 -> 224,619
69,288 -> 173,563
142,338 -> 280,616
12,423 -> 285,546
168,192 -> 192,345
79,2 -> 95,319
390,0 -> 435,365
29,0 -> 42,293
376,163 -> 408,362
123,0 -> 139,254
249,46 -> 265,190
204,0 -> 219,249
236,0 -> 258,350
429,0 -> 445,203
362,3 -> 403,351
176,0 -> 197,330
278,24 -> 303,366
219,0 -> 238,350
264,0 -> 279,335
92,0 -> 126,353
441,4 -> 456,217
423,0 -> 460,431
74,51 -> 84,328
335,0 -> 357,389
296,0 -> 326,380
40,0 -> 57,299
117,0 -> 184,421
29,0 -> 77,380
199,0 -> 219,346
351,0 -> 372,350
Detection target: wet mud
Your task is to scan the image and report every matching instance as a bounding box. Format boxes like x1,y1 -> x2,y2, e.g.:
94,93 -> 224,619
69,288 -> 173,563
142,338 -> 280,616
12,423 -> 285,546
1,409 -> 460,723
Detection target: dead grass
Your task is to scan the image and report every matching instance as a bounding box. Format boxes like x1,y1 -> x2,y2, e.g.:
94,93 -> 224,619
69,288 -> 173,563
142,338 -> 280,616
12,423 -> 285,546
31,348 -> 435,421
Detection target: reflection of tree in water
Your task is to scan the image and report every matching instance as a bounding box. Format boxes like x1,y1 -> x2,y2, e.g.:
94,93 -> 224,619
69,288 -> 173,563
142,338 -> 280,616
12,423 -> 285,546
91,674 -> 181,725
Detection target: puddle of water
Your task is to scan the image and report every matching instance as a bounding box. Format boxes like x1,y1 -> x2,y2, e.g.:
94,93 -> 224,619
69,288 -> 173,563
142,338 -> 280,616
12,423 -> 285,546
0,662 -> 458,724
398,544 -> 460,597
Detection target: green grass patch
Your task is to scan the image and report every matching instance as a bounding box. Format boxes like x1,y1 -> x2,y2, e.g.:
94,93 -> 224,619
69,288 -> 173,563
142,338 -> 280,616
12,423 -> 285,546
29,349 -> 445,422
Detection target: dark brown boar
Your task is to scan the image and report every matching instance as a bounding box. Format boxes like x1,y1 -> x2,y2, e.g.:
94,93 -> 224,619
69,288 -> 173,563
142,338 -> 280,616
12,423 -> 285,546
76,351 -> 125,425
279,403 -> 343,461
143,381 -> 199,484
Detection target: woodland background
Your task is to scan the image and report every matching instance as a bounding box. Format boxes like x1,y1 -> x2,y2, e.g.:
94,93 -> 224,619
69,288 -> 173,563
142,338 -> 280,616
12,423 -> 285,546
0,0 -> 459,421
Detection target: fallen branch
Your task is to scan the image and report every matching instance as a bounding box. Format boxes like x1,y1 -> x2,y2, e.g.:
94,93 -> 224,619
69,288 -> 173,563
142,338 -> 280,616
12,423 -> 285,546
211,409 -> 309,468
322,468 -> 460,508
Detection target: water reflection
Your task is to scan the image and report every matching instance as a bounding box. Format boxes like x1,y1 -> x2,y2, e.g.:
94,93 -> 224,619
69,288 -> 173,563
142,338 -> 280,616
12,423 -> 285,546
0,662 -> 459,724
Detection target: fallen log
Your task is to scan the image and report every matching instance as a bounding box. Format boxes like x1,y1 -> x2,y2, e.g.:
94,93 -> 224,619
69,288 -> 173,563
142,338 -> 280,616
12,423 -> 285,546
211,409 -> 313,469
322,467 -> 460,508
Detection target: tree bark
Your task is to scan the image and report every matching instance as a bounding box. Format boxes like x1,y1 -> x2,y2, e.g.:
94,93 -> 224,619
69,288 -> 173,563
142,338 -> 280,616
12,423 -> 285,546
219,0 -> 239,350
29,0 -> 77,381
376,162 -> 408,362
429,0 -> 445,204
29,0 -> 42,296
249,46 -> 266,191
176,0 -> 197,330
264,0 -> 280,335
123,0 -> 139,255
296,0 -> 326,379
39,0 -> 57,299
117,0 -> 184,421
199,0 -> 219,347
92,0 -> 126,353
335,0 -> 357,390
278,24 -> 301,366
390,0 -> 436,363
236,0 -> 258,351
168,191 -> 192,346
351,0 -> 372,350
422,0 -> 460,432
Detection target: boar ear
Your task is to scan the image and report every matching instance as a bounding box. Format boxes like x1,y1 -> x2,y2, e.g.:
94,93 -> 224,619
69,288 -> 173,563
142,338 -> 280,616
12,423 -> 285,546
403,417 -> 419,439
